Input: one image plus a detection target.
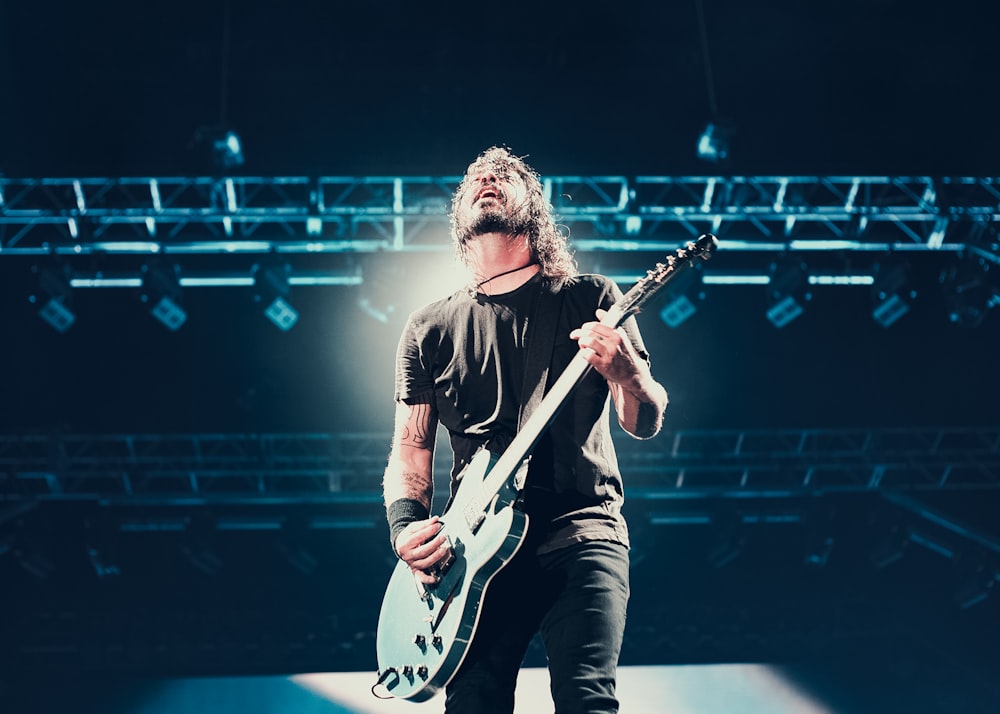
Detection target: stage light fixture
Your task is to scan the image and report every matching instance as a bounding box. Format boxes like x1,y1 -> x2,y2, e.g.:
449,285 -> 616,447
803,535 -> 835,568
696,122 -> 730,162
87,546 -> 121,579
194,125 -> 245,169
765,258 -> 811,328
29,265 -> 76,333
254,262 -> 299,331
306,216 -> 323,236
217,130 -> 244,167
940,253 -> 998,328
141,262 -> 188,331
658,266 -> 703,329
871,259 -> 916,328
624,215 -> 642,236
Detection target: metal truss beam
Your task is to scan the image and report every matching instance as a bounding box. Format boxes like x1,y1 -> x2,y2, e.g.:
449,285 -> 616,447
1,175 -> 997,260
2,427 -> 998,504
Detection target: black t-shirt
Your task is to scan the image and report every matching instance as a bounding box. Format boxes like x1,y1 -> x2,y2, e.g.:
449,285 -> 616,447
394,272 -> 651,553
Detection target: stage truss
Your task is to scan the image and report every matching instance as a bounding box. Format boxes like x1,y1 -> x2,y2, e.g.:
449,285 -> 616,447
1,175 -> 997,269
2,426 -> 998,504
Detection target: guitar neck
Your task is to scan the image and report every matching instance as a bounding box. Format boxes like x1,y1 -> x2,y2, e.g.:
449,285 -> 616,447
478,305 -> 625,497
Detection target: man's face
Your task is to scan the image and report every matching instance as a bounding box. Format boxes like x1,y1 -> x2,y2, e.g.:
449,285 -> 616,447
454,157 -> 533,241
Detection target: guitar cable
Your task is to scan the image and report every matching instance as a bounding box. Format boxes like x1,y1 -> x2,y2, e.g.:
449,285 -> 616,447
371,667 -> 399,699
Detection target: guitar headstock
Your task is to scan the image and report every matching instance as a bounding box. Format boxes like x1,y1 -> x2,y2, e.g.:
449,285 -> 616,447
613,234 -> 719,322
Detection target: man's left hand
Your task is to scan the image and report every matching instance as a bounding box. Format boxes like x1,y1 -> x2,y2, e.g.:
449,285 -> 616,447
570,309 -> 647,388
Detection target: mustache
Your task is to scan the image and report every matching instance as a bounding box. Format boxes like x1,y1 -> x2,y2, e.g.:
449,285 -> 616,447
472,185 -> 505,205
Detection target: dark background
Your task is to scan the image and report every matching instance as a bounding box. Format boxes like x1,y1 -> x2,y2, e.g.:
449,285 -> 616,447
1,0 -> 998,436
1,1 -> 999,712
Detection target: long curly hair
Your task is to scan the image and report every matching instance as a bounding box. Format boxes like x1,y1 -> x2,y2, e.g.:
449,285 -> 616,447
450,147 -> 576,280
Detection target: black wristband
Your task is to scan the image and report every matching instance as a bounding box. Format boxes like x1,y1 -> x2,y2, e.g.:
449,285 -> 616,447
387,498 -> 430,555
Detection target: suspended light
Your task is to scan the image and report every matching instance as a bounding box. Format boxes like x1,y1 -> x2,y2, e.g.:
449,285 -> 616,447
940,254 -> 998,328
871,259 -> 916,329
765,257 -> 810,328
214,130 -> 244,168
658,265 -> 703,329
141,262 -> 188,331
30,264 -> 76,333
254,262 -> 299,331
696,122 -> 730,162
194,125 -> 246,169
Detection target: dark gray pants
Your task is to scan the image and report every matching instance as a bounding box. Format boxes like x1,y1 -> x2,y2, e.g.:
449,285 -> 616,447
445,540 -> 630,714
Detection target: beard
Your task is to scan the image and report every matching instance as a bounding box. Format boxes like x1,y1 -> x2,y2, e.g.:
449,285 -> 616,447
456,199 -> 534,246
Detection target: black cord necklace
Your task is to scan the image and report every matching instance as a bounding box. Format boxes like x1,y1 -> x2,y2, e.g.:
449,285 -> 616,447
471,262 -> 539,295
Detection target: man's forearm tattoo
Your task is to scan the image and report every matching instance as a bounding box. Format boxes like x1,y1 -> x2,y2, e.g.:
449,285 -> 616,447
400,400 -> 434,449
400,470 -> 433,505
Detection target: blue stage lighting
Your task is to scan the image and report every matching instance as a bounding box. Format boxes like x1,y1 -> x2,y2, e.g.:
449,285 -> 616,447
871,260 -> 915,328
141,262 -> 188,331
37,297 -> 76,333
31,265 -> 76,333
254,263 -> 299,331
264,295 -> 299,331
150,295 -> 188,331
658,267 -> 703,329
696,122 -> 729,162
766,259 -> 810,328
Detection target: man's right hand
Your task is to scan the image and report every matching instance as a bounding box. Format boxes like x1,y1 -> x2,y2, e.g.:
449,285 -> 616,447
393,516 -> 454,585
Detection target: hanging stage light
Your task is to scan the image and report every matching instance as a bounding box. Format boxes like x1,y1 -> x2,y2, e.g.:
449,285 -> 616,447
658,264 -> 703,329
215,130 -> 244,168
141,262 -> 188,331
253,262 -> 299,331
29,264 -> 76,333
871,259 -> 917,328
193,125 -> 245,169
696,122 -> 730,163
765,257 -> 811,328
940,253 -> 998,328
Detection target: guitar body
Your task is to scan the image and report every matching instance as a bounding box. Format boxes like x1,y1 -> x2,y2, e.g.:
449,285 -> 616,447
375,449 -> 529,701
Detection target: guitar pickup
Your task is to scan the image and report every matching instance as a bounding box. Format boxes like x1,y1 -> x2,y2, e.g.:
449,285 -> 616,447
412,535 -> 455,599
424,536 -> 455,578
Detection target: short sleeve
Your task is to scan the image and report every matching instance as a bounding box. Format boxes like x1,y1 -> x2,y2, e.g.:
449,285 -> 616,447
393,311 -> 436,403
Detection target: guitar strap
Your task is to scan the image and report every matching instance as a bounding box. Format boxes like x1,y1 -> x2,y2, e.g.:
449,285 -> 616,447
512,277 -> 566,488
